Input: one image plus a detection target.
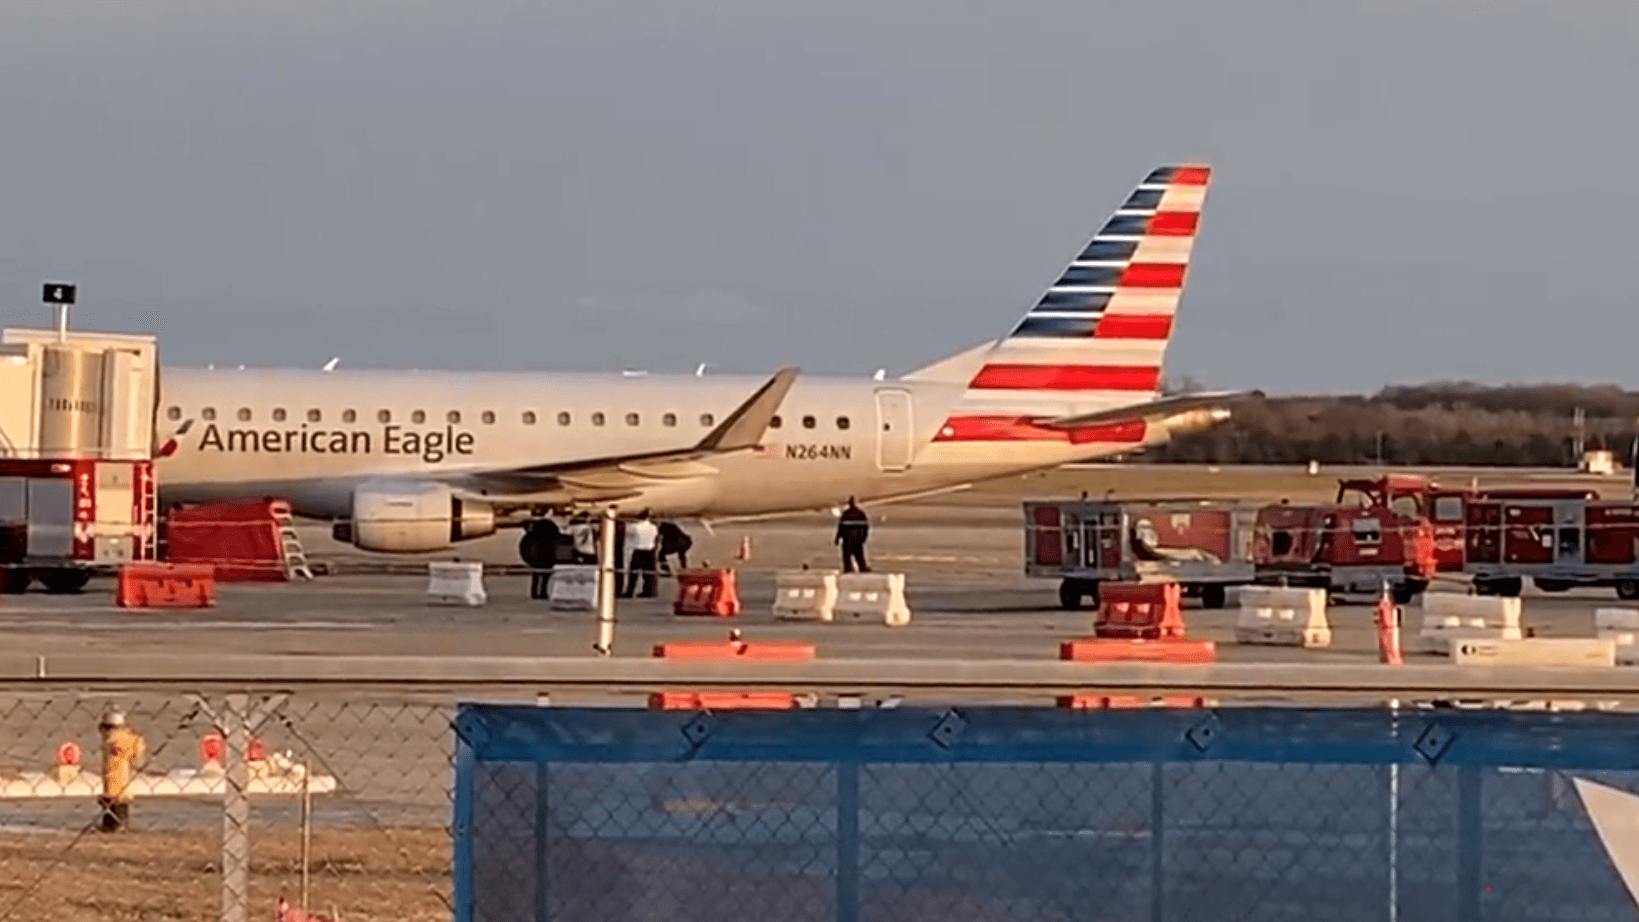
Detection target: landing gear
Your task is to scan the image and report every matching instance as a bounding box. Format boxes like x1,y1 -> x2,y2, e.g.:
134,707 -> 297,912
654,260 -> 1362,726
38,568 -> 92,594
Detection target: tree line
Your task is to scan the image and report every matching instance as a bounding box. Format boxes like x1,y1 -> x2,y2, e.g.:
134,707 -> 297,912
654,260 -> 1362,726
1151,380 -> 1639,466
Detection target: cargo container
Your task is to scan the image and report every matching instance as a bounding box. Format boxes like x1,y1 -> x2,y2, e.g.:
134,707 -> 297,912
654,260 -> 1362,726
1024,498 -> 1257,610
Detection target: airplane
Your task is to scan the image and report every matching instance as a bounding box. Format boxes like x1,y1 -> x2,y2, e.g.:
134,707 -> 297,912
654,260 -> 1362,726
153,163 -> 1250,565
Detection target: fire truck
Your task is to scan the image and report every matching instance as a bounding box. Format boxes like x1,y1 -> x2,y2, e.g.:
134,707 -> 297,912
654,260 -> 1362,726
0,321 -> 159,593
1024,498 -> 1258,610
1253,475 -> 1437,602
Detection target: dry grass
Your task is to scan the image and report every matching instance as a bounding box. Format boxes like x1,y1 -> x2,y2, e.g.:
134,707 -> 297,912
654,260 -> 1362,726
0,826 -> 449,922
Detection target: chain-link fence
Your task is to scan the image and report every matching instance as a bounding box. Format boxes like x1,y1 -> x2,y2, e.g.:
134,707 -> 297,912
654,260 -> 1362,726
0,690 -> 455,922
456,706 -> 1639,922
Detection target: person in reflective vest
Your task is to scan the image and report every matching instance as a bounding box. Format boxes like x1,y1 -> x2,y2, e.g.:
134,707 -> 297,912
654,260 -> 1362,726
835,498 -> 871,573
98,708 -> 146,832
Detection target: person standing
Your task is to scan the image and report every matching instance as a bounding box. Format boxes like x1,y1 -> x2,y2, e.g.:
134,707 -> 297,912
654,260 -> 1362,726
621,510 -> 661,598
835,498 -> 871,573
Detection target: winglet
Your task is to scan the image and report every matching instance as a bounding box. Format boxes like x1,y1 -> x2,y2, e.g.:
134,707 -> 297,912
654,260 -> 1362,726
695,367 -> 799,453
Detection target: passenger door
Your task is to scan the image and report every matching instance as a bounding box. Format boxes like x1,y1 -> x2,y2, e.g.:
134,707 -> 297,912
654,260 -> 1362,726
874,389 -> 913,472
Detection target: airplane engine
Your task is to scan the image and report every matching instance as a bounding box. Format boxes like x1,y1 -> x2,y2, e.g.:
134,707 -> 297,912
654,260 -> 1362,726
344,482 -> 496,553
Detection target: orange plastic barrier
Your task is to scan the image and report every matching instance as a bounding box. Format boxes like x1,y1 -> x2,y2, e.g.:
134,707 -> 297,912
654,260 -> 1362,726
649,633 -> 813,709
673,568 -> 742,617
116,562 -> 217,609
1058,694 -> 1209,709
1095,581 -> 1186,639
1060,637 -> 1217,664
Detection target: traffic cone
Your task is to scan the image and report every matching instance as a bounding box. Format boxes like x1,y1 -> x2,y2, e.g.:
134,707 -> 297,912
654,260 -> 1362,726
1374,583 -> 1403,666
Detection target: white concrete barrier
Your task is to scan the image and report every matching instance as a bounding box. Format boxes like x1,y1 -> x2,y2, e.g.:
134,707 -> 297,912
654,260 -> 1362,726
1233,586 -> 1331,648
1418,593 -> 1522,654
427,561 -> 486,606
773,570 -> 839,622
835,573 -> 912,627
1595,608 -> 1639,665
548,565 -> 599,611
1451,637 -> 1615,667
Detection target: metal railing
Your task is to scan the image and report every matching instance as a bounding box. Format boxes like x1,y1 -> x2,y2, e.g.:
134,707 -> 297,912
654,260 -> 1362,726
2,662 -> 1638,922
455,704 -> 1639,922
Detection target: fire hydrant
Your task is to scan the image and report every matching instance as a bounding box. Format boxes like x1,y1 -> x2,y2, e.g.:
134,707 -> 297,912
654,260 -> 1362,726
98,708 -> 146,832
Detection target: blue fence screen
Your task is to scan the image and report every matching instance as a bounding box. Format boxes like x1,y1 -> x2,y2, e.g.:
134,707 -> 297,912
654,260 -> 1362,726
452,705 -> 1639,922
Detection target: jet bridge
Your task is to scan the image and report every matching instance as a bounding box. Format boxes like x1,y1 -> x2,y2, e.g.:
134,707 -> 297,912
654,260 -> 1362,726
0,300 -> 159,593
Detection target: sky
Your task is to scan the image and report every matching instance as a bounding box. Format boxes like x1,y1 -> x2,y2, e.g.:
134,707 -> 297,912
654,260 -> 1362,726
1,0 -> 1636,396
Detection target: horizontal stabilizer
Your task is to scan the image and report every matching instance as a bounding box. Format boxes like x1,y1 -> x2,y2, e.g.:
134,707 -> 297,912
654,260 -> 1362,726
1042,390 -> 1261,430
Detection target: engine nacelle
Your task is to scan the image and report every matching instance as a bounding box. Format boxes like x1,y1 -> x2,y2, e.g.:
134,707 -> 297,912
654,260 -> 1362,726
346,482 -> 496,553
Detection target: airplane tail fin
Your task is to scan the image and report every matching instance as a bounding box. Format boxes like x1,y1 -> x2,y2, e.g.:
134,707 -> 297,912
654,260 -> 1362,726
904,163 -> 1211,413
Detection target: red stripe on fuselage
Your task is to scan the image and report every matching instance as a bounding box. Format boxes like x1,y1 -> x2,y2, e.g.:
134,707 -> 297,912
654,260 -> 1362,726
969,364 -> 1160,391
1093,314 -> 1174,340
933,415 -> 1148,444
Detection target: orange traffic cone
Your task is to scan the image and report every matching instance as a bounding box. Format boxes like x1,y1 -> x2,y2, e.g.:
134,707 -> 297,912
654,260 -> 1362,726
1374,583 -> 1403,666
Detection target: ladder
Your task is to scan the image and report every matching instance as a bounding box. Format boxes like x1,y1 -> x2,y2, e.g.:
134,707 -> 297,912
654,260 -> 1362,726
269,503 -> 316,581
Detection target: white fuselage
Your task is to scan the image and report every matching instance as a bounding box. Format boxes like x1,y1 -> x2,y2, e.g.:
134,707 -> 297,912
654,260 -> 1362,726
154,367 -> 1157,520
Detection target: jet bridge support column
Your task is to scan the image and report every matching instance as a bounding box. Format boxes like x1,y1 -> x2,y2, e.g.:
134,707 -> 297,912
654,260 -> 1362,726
594,506 -> 618,656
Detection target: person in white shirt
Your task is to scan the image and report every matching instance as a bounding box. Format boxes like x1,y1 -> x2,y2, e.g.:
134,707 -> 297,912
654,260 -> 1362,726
621,510 -> 661,598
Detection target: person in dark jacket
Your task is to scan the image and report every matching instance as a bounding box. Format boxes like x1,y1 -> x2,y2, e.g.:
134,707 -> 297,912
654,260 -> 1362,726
835,498 -> 870,573
657,521 -> 693,574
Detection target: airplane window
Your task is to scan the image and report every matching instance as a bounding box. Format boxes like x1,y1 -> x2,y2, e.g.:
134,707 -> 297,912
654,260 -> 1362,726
238,408 -> 252,422
202,408 -> 217,421
412,410 -> 426,424
447,411 -> 462,424
342,409 -> 357,423
378,409 -> 391,423
700,413 -> 715,427
522,411 -> 537,425
625,412 -> 640,426
770,415 -> 783,429
482,411 -> 496,425
802,415 -> 816,429
307,409 -> 322,423
558,412 -> 571,426
592,412 -> 606,427
166,407 -> 181,421
663,413 -> 677,427
273,408 -> 287,422
837,416 -> 851,430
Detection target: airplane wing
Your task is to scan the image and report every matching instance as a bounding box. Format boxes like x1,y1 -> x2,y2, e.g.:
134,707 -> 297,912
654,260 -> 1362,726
1041,390 -> 1262,430
455,367 -> 798,504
